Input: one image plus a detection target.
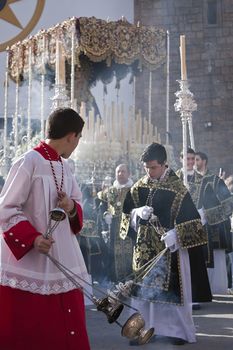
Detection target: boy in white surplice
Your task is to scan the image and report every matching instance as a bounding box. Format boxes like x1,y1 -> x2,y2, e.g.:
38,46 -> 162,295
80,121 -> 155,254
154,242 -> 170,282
0,108 -> 90,350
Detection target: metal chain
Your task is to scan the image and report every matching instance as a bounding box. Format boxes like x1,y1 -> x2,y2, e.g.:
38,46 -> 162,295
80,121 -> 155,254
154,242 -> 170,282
41,143 -> 64,194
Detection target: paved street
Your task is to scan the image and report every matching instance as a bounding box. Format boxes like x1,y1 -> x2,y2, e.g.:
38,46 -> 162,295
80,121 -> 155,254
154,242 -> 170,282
86,294 -> 233,349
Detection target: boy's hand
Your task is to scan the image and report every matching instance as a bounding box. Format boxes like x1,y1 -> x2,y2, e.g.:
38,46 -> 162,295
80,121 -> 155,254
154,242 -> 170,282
34,235 -> 55,254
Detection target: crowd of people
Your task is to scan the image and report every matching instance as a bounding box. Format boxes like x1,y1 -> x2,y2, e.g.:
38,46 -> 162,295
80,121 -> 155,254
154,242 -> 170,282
0,107 -> 233,349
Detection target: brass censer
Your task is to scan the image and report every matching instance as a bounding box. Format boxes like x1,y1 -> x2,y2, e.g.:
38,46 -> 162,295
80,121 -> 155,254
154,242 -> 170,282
92,296 -> 124,324
107,281 -> 155,345
121,312 -> 155,345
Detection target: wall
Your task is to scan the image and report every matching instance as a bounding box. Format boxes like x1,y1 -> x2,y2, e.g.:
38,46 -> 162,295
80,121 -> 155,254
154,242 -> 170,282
134,0 -> 233,175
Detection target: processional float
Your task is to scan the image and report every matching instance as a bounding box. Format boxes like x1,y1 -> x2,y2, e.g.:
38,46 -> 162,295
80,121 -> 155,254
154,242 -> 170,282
0,16 -> 176,184
0,16 -> 172,344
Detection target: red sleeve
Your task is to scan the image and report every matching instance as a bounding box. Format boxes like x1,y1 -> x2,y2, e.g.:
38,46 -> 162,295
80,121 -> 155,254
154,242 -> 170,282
3,221 -> 42,260
70,202 -> 83,234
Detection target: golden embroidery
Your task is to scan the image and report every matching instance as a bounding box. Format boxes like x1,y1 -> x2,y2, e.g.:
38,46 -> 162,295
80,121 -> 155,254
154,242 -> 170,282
221,196 -> 233,218
175,219 -> 207,248
119,213 -> 131,240
204,206 -> 225,225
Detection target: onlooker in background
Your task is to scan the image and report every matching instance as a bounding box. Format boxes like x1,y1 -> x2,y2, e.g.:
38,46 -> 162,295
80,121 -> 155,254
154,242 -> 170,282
224,175 -> 233,294
177,148 -> 203,205
195,151 -> 209,176
177,148 -> 212,309
96,164 -> 134,284
196,153 -> 233,295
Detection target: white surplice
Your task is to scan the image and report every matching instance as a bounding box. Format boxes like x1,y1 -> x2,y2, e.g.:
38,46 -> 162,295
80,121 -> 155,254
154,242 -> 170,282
0,149 -> 89,295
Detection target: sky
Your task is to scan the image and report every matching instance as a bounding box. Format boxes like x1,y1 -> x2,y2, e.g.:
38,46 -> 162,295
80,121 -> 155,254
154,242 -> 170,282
0,0 -> 134,118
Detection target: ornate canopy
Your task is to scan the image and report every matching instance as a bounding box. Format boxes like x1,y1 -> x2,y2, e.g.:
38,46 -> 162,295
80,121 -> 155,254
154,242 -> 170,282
1,16 -> 169,181
8,16 -> 166,83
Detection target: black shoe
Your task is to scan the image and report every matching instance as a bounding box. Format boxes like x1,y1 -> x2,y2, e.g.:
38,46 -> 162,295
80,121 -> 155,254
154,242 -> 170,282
170,337 -> 187,345
192,303 -> 201,311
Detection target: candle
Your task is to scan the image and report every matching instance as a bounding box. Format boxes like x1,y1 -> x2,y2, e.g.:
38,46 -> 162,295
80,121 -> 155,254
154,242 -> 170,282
136,113 -> 139,143
180,35 -> 187,80
126,106 -> 129,144
138,109 -> 142,144
59,44 -> 65,85
95,115 -> 99,134
80,101 -> 86,120
143,119 -> 148,145
107,106 -> 111,142
27,46 -> 32,147
148,71 -> 152,125
111,101 -> 115,142
130,107 -> 135,142
120,102 -> 125,150
154,126 -> 158,141
90,108 -> 95,142
55,39 -> 60,85
3,50 -> 9,158
96,115 -> 100,141
55,39 -> 65,85
149,122 -> 153,142
41,35 -> 46,139
158,133 -> 161,144
70,26 -> 75,109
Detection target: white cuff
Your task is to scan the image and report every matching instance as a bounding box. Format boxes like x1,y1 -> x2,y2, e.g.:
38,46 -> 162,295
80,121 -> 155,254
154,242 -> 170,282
198,208 -> 207,225
130,209 -> 138,231
161,228 -> 179,252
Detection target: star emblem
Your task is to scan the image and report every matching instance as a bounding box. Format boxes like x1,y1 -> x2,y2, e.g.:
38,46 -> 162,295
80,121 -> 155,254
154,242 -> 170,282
0,0 -> 23,29
0,0 -> 45,52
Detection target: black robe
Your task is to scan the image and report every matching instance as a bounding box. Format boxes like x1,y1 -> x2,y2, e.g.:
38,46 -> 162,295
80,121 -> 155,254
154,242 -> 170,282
96,185 -> 134,283
197,172 -> 233,254
176,169 -> 212,302
120,170 -> 209,305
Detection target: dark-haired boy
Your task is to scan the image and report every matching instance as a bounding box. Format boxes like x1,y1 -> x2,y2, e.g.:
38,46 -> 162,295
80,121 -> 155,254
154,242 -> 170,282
0,108 -> 90,350
120,142 -> 207,345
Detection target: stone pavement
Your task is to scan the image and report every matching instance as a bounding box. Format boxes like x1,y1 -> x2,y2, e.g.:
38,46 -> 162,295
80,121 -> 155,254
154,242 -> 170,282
86,294 -> 233,350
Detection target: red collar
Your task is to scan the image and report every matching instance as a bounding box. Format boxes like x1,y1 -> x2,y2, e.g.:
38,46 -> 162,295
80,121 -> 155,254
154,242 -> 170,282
34,141 -> 61,161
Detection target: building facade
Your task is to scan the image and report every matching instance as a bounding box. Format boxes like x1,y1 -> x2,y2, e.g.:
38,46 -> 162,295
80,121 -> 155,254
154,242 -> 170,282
134,0 -> 233,175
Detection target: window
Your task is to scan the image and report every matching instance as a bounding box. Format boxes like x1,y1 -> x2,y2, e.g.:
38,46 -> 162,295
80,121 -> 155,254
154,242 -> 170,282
204,0 -> 222,26
207,0 -> 217,25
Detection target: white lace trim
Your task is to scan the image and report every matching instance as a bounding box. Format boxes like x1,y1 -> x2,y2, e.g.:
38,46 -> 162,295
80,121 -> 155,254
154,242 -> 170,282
0,271 -> 84,295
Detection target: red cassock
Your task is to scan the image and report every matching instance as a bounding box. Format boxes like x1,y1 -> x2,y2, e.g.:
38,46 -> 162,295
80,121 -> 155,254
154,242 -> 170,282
0,286 -> 90,350
0,142 -> 91,350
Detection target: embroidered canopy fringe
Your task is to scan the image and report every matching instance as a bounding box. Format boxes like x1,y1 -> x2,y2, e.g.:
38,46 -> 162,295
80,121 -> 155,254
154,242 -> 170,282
7,17 -> 166,82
